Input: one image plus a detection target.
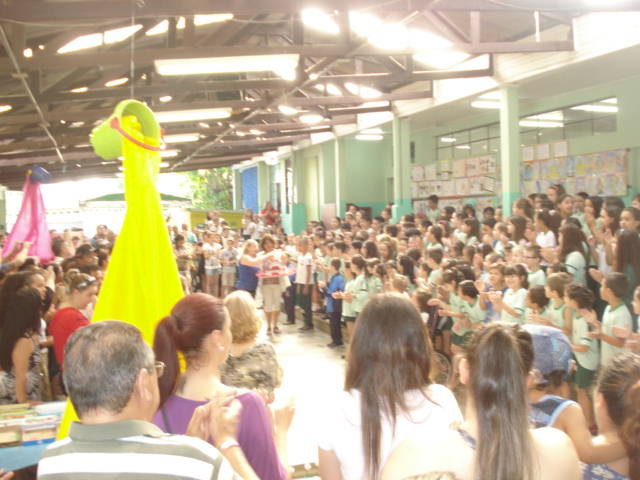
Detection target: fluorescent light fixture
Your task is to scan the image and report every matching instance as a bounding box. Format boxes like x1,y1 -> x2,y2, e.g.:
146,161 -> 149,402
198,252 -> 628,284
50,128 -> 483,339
479,91 -> 501,100
0,105 -> 12,113
146,20 -> 169,36
70,121 -> 85,128
155,54 -> 300,78
602,98 -> 617,104
58,33 -> 103,53
116,172 -> 125,178
105,77 -> 128,87
299,114 -> 324,124
349,11 -> 383,38
356,134 -> 383,141
118,166 -> 126,171
278,105 -> 299,115
159,95 -> 173,102
249,129 -> 264,135
235,131 -> 246,137
273,65 -> 297,81
410,29 -> 452,50
326,83 -> 341,96
519,120 -> 563,128
163,133 -> 200,143
160,150 -> 179,158
344,82 -> 382,99
23,48 -> 33,58
471,100 -> 500,109
69,86 -> 88,93
313,84 -> 325,92
369,23 -> 408,49
309,73 -> 319,80
571,105 -> 618,113
104,25 -> 142,44
533,111 -> 564,121
194,14 -> 234,25
58,25 -> 142,53
155,108 -> 232,123
440,137 -> 456,143
302,9 -> 340,35
455,145 -> 471,150
413,50 -> 470,70
159,162 -> 170,168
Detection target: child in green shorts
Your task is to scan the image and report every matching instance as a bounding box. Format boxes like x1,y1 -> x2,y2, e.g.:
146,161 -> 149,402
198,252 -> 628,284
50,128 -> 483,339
564,282 -> 599,431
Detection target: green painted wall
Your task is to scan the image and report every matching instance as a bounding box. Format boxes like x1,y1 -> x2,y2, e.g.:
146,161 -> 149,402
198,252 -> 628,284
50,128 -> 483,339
409,75 -> 640,205
342,136 -> 392,216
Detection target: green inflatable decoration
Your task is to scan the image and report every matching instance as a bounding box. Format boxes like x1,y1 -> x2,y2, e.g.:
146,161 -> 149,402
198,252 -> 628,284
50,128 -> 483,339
90,99 -> 162,160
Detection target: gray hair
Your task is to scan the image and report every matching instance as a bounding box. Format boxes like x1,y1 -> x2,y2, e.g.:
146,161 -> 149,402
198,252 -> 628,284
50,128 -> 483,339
63,321 -> 155,417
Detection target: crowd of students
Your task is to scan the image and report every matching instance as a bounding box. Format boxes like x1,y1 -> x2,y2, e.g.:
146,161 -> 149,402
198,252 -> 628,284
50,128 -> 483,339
0,186 -> 639,479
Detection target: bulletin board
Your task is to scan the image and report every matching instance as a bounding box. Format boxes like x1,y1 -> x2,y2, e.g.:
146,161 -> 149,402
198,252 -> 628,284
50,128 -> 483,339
411,154 -> 499,214
520,148 -> 628,197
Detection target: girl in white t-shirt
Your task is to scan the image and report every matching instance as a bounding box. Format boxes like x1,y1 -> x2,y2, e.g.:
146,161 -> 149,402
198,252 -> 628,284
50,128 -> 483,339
489,264 -> 528,324
318,294 -> 462,480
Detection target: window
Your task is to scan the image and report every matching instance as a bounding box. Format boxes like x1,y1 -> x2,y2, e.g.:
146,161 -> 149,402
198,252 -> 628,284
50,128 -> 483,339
519,97 -> 617,144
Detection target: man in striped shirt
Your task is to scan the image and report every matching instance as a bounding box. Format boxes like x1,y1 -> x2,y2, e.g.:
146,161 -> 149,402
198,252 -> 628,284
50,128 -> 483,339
38,321 -> 258,480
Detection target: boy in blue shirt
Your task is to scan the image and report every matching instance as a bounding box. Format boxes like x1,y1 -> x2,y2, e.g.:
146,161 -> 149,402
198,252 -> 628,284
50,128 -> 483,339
323,258 -> 345,347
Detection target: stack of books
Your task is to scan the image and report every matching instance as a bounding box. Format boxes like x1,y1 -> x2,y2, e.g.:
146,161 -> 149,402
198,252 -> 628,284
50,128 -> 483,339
0,402 -> 65,448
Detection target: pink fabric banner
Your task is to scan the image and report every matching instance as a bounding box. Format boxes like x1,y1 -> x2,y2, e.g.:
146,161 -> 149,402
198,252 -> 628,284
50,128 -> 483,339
2,178 -> 54,264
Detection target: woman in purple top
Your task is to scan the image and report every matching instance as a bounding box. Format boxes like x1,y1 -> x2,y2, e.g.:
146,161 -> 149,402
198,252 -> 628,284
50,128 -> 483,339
152,293 -> 287,480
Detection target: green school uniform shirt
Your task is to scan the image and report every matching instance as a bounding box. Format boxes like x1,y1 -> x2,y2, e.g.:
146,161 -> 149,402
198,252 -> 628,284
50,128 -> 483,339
528,268 -> 546,287
342,278 -> 356,318
548,301 -> 567,329
501,288 -> 526,324
601,302 -> 632,365
351,273 -> 369,314
457,298 -> 485,335
571,314 -> 599,371
565,251 -> 586,285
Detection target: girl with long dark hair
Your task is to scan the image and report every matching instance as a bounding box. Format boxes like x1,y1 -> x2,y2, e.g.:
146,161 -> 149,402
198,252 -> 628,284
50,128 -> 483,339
318,294 -> 462,480
0,287 -> 43,404
558,224 -> 588,285
383,323 -> 581,480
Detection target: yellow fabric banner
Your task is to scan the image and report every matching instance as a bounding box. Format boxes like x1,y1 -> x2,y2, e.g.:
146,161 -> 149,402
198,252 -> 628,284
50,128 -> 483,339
57,114 -> 184,437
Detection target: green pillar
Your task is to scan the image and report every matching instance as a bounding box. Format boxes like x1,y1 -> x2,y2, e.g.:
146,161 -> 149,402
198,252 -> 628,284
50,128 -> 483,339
334,138 -> 346,216
500,85 -> 521,216
232,169 -> 242,211
392,116 -> 412,222
257,162 -> 269,211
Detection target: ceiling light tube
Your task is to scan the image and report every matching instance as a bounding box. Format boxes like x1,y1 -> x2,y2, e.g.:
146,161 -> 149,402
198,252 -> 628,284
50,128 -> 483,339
163,133 -> 200,143
571,105 -> 618,113
355,134 -> 383,141
160,150 -> 179,157
105,77 -> 129,87
278,105 -> 299,115
155,54 -> 299,77
155,108 -> 232,123
471,100 -> 500,109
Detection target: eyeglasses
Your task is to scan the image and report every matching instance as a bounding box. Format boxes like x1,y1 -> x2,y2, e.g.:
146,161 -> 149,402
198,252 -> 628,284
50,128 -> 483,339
76,276 -> 96,289
154,361 -> 165,378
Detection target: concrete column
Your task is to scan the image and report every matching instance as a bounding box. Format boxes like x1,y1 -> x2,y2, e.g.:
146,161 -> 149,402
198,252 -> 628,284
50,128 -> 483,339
334,138 -> 346,216
232,169 -> 242,211
392,116 -> 413,222
499,85 -> 521,216
257,162 -> 270,210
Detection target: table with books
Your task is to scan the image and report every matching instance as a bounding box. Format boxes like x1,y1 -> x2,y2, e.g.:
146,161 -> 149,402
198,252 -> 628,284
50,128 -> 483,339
0,402 -> 66,472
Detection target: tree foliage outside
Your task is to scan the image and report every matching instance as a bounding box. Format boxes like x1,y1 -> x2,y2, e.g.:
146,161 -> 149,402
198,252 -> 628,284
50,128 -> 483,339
183,167 -> 233,210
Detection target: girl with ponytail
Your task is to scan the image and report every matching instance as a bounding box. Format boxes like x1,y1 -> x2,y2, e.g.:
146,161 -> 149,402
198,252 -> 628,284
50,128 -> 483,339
151,293 -> 287,480
382,323 -> 581,480
583,351 -> 640,480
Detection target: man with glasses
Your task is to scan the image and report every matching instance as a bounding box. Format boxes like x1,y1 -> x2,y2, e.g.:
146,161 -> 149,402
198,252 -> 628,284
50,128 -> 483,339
38,321 -> 259,480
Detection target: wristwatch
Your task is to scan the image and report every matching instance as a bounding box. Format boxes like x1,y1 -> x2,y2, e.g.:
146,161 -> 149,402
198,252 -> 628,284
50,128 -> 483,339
218,439 -> 240,452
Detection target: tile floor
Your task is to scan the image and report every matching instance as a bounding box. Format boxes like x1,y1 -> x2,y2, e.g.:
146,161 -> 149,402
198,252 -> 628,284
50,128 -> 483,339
266,315 -> 346,467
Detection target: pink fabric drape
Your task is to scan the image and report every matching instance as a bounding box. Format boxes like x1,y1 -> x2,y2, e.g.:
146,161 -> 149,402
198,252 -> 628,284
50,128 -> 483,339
2,178 -> 54,263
